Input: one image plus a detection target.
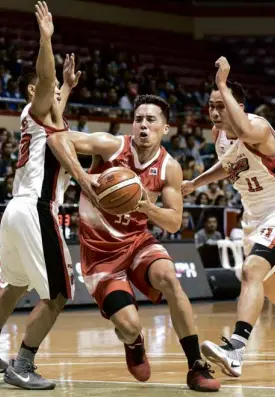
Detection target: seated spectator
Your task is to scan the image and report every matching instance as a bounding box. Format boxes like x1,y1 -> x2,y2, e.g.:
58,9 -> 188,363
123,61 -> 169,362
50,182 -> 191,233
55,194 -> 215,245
3,78 -> 23,111
195,215 -> 222,249
0,141 -> 17,177
214,194 -> 227,206
195,192 -> 210,206
0,173 -> 14,203
0,128 -> 8,150
71,112 -> 90,133
182,155 -> 201,180
183,135 -> 204,174
206,182 -> 224,204
168,135 -> 185,165
108,121 -> 121,136
230,212 -> 244,241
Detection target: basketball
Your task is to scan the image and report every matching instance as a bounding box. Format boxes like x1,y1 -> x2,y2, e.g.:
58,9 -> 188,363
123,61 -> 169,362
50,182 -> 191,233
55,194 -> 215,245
95,167 -> 142,215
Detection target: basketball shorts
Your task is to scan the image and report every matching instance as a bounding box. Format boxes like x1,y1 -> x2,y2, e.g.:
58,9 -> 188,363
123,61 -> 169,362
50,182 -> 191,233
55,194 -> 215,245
81,234 -> 172,318
0,197 -> 74,300
242,212 -> 275,256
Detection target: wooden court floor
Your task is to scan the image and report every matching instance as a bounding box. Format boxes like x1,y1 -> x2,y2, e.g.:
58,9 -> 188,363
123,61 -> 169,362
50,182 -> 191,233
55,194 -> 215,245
1,301 -> 275,396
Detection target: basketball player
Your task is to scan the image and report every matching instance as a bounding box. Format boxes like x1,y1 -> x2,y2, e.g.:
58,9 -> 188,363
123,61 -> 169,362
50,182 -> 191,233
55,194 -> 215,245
48,94 -> 220,392
182,56 -> 275,377
0,2 -> 81,389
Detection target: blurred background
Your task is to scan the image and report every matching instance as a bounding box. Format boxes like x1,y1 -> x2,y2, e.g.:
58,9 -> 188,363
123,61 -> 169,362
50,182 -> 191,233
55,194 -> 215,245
0,0 -> 273,303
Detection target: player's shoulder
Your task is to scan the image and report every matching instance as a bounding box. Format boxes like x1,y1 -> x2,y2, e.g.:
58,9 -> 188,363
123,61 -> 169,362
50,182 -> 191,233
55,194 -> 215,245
248,113 -> 272,130
212,125 -> 219,142
164,156 -> 182,183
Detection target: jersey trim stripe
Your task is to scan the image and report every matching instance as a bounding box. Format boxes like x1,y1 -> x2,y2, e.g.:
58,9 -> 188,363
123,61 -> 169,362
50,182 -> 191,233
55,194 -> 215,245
244,142 -> 275,177
41,145 -> 61,202
28,110 -> 69,135
108,136 -> 125,162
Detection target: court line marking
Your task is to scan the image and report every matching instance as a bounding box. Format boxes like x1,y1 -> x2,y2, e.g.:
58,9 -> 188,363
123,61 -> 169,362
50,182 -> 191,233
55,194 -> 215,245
36,359 -> 275,366
7,351 -> 275,357
52,379 -> 275,389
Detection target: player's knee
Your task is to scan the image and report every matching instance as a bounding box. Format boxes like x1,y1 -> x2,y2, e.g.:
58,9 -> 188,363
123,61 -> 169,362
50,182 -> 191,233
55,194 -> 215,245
150,263 -> 178,293
242,256 -> 269,283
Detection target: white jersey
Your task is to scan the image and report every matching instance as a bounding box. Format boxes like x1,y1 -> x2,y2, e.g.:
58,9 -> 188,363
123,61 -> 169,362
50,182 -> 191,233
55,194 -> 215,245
215,113 -> 275,223
13,104 -> 71,205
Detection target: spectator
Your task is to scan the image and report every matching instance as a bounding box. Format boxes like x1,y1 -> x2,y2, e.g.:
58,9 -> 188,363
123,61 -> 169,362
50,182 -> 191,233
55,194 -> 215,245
206,182 -> 224,204
3,78 -> 23,111
195,192 -> 210,206
230,212 -> 244,241
169,135 -> 185,165
195,215 -> 222,249
64,184 -> 80,204
0,173 -> 14,203
183,135 -> 204,174
0,141 -> 17,176
71,113 -> 90,133
0,128 -> 8,150
214,194 -> 227,206
108,121 -> 121,136
182,155 -> 201,180
69,210 -> 80,241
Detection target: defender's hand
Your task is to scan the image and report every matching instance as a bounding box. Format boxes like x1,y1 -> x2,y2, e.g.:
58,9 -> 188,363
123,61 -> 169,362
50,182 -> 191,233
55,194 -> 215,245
80,174 -> 100,208
181,180 -> 195,196
63,53 -> 81,88
215,56 -> 230,88
35,1 -> 54,40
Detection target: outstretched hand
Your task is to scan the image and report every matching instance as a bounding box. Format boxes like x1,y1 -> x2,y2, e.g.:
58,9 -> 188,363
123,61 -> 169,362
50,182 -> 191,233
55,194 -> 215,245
35,1 -> 54,40
63,53 -> 81,88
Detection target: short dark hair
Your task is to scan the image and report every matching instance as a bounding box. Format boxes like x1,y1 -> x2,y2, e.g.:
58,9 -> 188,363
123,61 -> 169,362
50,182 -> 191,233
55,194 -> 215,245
18,67 -> 37,101
212,80 -> 245,104
134,94 -> 170,123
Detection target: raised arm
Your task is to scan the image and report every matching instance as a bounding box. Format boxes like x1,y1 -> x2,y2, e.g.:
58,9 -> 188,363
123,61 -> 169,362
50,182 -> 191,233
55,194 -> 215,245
137,158 -> 183,233
215,56 -> 270,144
30,1 -> 56,118
47,131 -> 121,195
59,53 -> 81,115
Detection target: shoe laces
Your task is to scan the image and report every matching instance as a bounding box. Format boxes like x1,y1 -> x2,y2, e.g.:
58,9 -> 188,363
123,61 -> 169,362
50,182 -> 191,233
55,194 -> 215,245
194,360 -> 215,378
221,336 -> 235,351
24,362 -> 42,378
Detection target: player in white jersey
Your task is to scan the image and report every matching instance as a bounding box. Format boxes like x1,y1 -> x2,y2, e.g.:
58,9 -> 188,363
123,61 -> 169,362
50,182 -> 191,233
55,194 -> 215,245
182,57 -> 275,377
0,2 -> 81,390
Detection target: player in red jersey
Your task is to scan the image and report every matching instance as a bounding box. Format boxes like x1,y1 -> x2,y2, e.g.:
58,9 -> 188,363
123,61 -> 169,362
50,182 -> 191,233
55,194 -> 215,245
48,95 -> 220,392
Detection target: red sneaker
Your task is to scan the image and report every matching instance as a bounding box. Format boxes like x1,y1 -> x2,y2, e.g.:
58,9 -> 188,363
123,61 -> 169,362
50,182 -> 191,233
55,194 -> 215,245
124,334 -> 151,382
187,360 -> 220,392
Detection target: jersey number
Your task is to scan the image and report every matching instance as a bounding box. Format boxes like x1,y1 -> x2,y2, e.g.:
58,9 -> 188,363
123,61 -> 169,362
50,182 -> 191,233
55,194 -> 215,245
245,177 -> 263,192
17,132 -> 32,169
114,214 -> 131,226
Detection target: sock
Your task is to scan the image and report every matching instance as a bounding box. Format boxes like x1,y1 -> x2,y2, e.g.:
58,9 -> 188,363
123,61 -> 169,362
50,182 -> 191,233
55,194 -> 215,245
180,335 -> 202,369
15,341 -> 39,367
230,321 -> 253,349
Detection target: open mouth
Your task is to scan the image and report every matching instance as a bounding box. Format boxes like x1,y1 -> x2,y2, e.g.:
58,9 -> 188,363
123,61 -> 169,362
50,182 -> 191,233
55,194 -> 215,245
140,131 -> 148,138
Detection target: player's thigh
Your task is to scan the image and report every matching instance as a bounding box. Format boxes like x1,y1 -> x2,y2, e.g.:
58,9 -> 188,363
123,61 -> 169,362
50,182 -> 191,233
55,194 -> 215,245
0,210 -> 29,288
129,243 -> 173,302
14,202 -> 72,300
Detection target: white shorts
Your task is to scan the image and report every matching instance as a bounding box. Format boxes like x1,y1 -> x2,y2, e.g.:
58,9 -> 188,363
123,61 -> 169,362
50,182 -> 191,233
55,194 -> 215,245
0,197 -> 74,300
242,212 -> 275,256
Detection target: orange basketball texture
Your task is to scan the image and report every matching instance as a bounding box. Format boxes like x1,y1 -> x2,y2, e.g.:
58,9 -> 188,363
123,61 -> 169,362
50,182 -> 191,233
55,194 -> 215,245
95,167 -> 142,215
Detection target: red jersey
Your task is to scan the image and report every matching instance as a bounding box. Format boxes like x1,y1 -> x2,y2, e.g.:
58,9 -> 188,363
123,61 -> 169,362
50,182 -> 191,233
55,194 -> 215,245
79,135 -> 171,251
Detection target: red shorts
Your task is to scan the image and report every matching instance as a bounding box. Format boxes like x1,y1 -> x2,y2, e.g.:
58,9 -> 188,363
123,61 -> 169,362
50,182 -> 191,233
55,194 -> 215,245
80,233 -> 172,318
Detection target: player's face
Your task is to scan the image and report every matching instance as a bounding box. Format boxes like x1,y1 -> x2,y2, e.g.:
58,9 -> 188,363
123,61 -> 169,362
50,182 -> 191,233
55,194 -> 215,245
132,104 -> 169,149
209,90 -> 230,130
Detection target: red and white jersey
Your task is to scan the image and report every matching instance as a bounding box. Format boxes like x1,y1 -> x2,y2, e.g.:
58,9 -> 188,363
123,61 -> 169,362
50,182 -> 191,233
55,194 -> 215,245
79,135 -> 171,248
216,113 -> 275,222
13,103 -> 71,205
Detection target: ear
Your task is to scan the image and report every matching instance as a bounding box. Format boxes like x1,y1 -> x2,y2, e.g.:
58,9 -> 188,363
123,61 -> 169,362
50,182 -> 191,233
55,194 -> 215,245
164,124 -> 169,135
239,103 -> 245,110
28,84 -> 35,99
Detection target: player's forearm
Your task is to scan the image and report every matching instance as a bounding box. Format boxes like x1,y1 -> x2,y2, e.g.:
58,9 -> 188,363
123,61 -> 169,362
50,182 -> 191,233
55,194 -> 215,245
36,38 -> 55,82
147,205 -> 181,233
47,134 -> 87,184
219,83 -> 251,139
59,84 -> 72,115
193,160 -> 227,189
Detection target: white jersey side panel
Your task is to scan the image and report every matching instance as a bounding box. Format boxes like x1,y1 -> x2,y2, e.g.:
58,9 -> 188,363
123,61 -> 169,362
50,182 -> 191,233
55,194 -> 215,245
13,104 -> 71,205
216,114 -> 275,222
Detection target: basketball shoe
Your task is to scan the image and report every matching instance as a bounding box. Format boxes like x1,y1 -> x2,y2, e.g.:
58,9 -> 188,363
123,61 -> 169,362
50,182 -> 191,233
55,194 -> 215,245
201,337 -> 245,377
4,359 -> 56,390
124,334 -> 150,382
0,358 -> 8,373
187,359 -> 220,392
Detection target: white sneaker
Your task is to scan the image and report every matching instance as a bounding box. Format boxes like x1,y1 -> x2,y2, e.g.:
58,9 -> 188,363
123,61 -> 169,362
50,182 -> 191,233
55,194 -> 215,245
201,337 -> 244,377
